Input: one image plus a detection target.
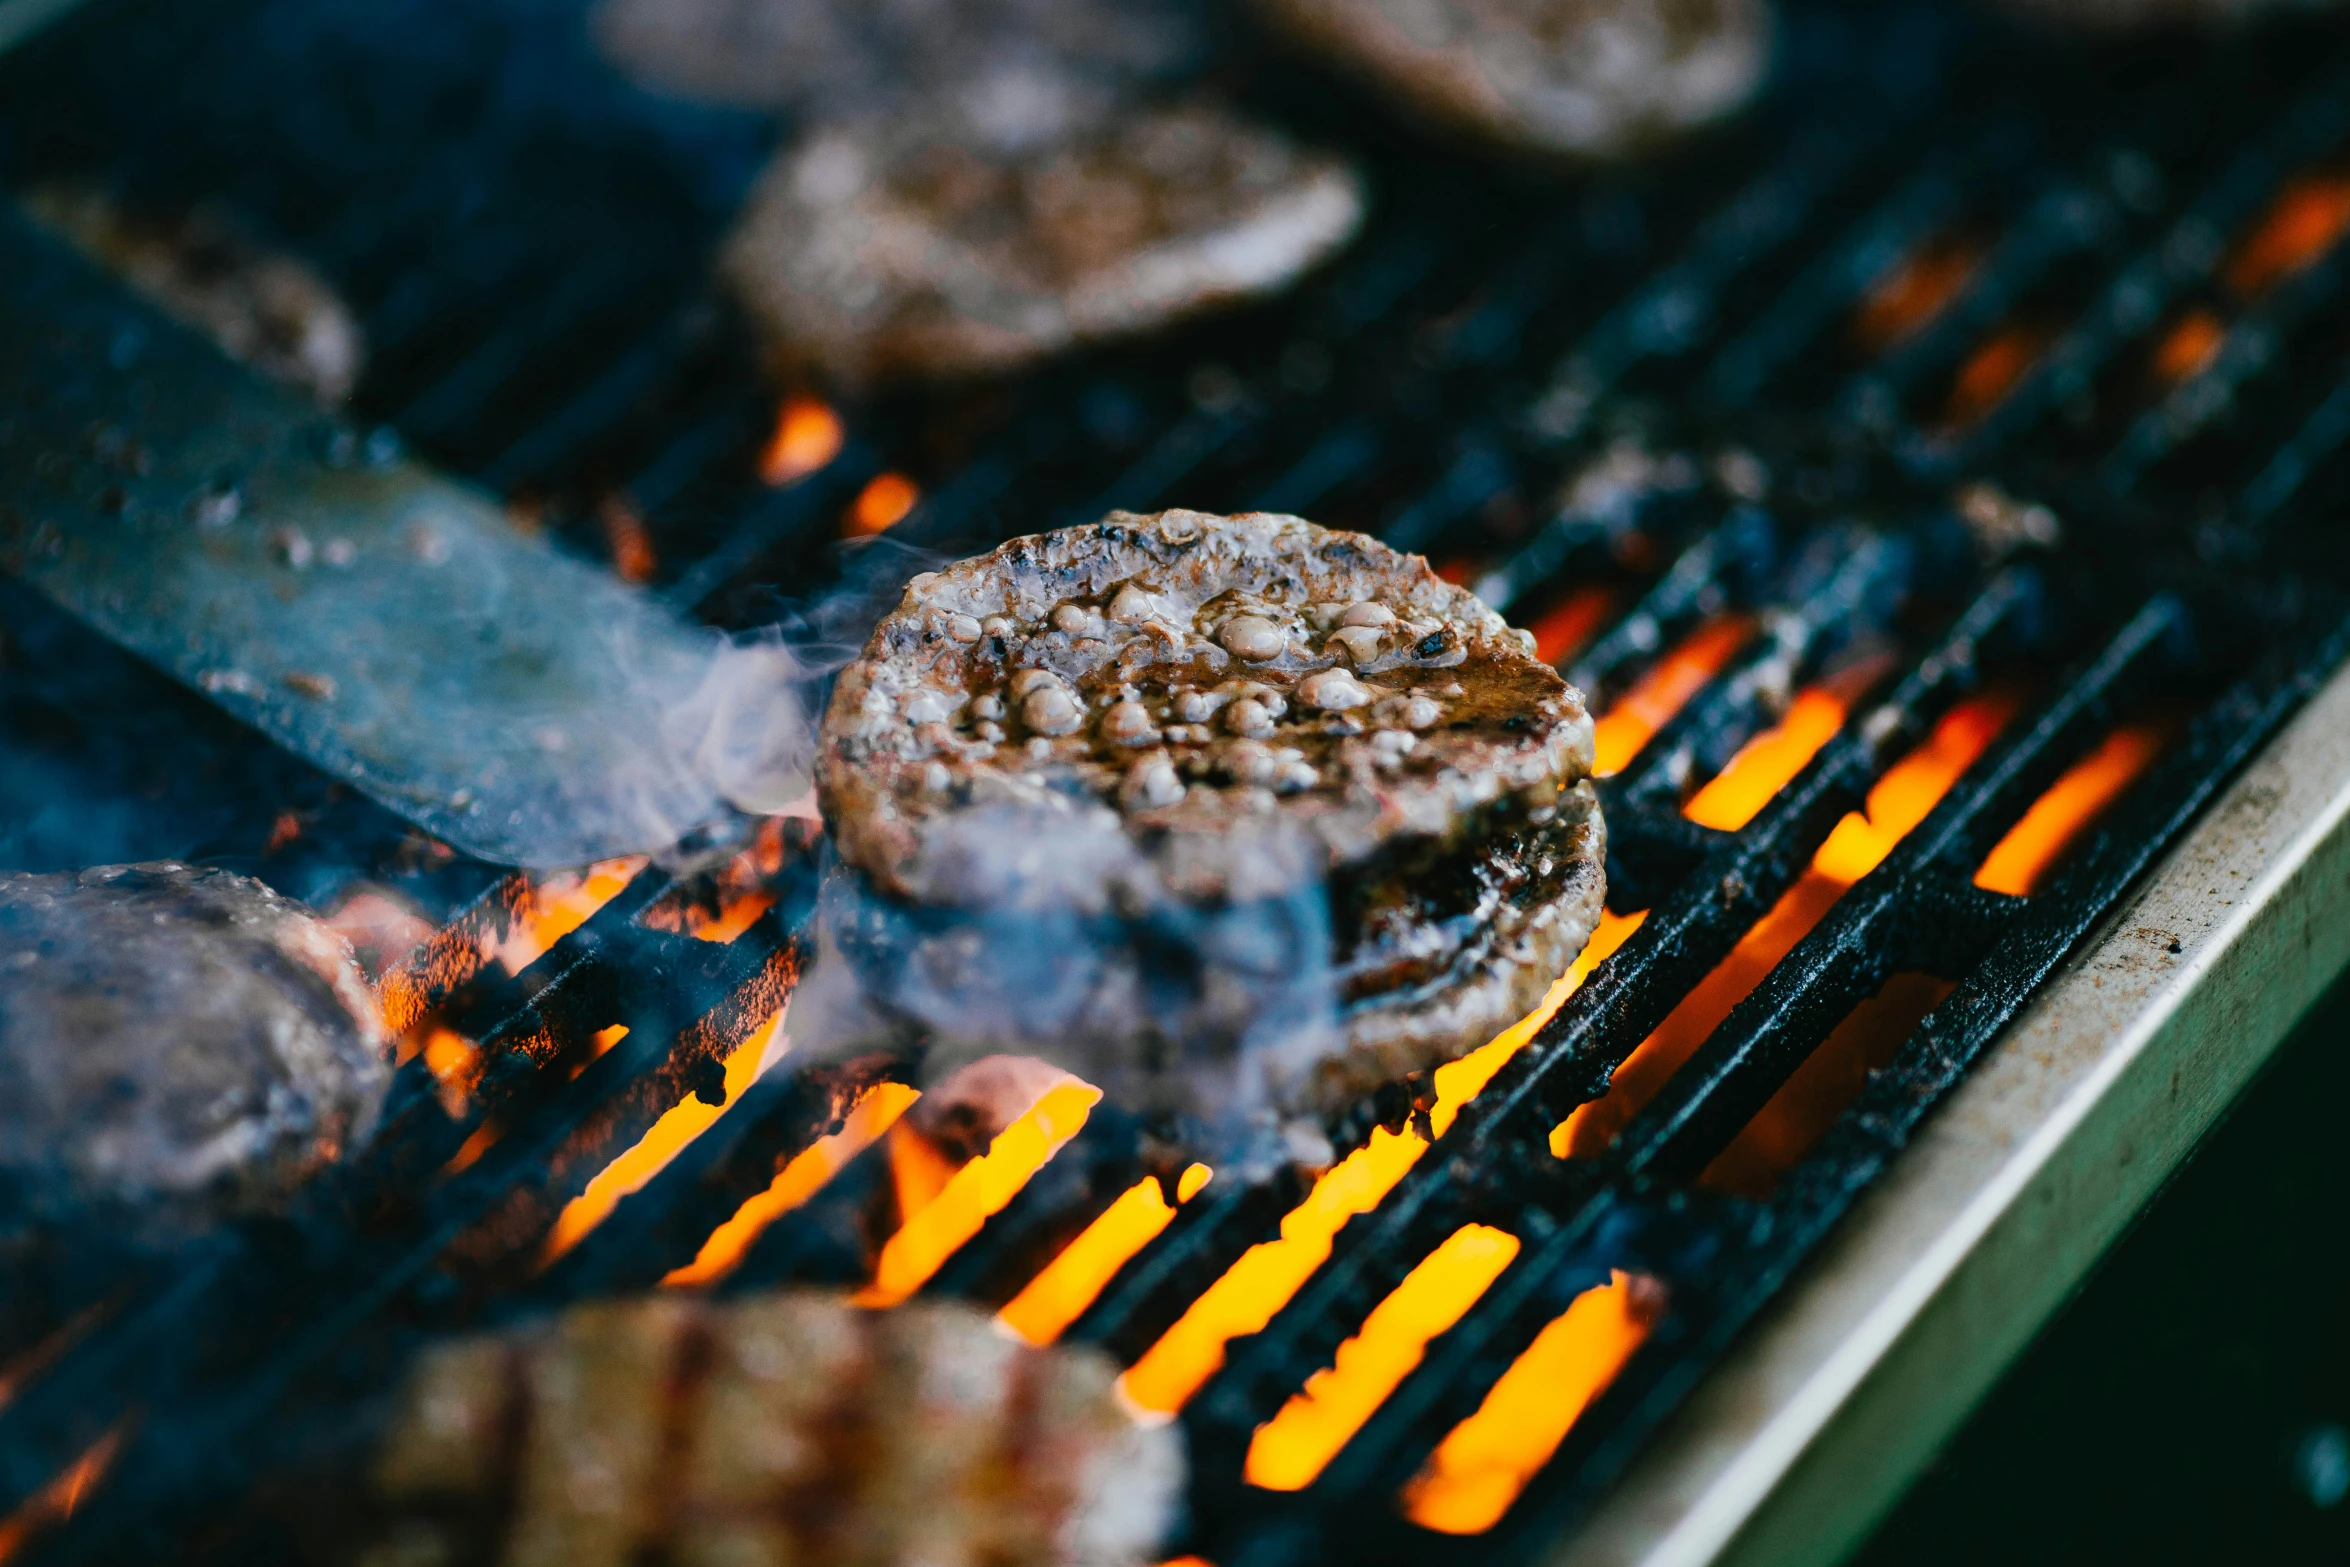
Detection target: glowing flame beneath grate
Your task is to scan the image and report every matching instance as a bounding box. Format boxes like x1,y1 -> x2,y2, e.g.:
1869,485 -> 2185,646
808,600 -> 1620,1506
1245,1223 -> 1522,1492
2151,307 -> 2226,386
0,1424 -> 126,1565
1681,685 -> 1854,832
846,471 -> 920,536
1117,910 -> 1646,1416
663,1082 -> 923,1288
1973,721 -> 2172,897
998,1163 -> 1214,1347
854,1081 -> 1103,1308
494,856 -> 647,975
1590,615 -> 1756,777
1401,1271 -> 1662,1534
759,393 -> 845,486
1529,585 -> 1620,668
1557,689 -> 2023,1158
402,1025 -> 485,1117
1851,233 -> 1984,352
1942,324 -> 2048,429
1698,971 -> 1957,1198
601,496 -> 657,583
539,1009 -> 788,1266
2226,172 -> 2350,298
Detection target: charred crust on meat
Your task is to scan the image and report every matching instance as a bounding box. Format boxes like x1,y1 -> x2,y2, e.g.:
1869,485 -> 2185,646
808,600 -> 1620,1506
1248,0 -> 1772,163
821,509 -> 1595,903
0,862 -> 389,1239
720,107 -> 1367,388
350,1291 -> 1183,1566
815,509 -> 1606,1125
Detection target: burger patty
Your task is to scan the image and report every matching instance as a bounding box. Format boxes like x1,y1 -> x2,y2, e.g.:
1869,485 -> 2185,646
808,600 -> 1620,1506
721,104 -> 1365,387
0,862 -> 389,1237
20,183 -> 366,403
354,1292 -> 1182,1567
1248,0 -> 1772,161
1330,802 -> 1605,1109
815,509 -> 1604,1127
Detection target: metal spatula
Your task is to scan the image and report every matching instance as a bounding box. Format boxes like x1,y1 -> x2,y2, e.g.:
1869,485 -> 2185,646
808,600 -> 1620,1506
0,210 -> 803,868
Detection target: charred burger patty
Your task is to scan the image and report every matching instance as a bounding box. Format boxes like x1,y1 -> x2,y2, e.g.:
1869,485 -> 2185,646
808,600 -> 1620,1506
814,509 -> 1604,1130
355,1291 -> 1183,1567
1249,0 -> 1773,161
0,862 -> 389,1235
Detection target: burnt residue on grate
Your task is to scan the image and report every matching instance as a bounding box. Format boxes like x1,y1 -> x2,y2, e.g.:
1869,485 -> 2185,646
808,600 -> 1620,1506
11,2 -> 2350,1565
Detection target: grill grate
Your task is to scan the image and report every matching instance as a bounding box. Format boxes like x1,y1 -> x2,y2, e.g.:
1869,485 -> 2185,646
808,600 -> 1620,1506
7,1 -> 2350,1563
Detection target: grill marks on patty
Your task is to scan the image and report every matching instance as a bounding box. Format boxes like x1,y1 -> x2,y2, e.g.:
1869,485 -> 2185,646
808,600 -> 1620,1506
360,1293 -> 1182,1567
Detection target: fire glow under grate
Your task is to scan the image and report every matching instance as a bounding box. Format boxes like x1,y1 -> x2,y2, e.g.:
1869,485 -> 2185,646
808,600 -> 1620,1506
7,1 -> 2350,1564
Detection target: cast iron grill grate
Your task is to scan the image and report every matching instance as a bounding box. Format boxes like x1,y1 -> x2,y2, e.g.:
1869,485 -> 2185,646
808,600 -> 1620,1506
5,2 -> 2350,1564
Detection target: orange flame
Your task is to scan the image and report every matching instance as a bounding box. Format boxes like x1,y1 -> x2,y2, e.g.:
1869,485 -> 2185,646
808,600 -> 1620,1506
0,1424 -> 126,1565
1852,235 -> 1984,353
1681,685 -> 1853,832
997,1163 -> 1214,1347
493,856 -> 648,975
1117,1125 -> 1426,1416
1556,689 -> 2022,1159
601,496 -> 657,584
1942,325 -> 2047,429
663,1081 -> 922,1288
1117,911 -> 1645,1416
1400,1271 -> 1662,1534
1699,971 -> 1956,1199
439,1119 -> 502,1177
406,1025 -> 484,1117
564,1023 -> 631,1082
1973,721 -> 2171,897
539,1009 -> 788,1267
846,472 -> 920,537
0,1302 -> 115,1418
684,893 -> 776,945
853,1081 -> 1103,1308
1590,615 -> 1756,778
759,394 -> 845,487
1245,1224 -> 1522,1492
1529,585 -> 1620,668
2227,172 -> 2350,299
883,1116 -> 965,1229
2151,308 -> 2225,387
640,818 -> 792,945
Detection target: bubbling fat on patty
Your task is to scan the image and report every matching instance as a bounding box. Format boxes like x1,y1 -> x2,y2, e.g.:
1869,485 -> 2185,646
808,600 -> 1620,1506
813,510 -> 1604,1139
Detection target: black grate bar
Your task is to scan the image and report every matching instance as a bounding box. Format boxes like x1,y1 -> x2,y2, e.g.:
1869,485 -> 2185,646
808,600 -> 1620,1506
1612,594 -> 2187,1182
1951,59 -> 2350,469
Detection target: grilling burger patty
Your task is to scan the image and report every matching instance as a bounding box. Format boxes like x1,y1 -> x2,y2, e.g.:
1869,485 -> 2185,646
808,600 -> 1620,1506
721,102 -> 1366,388
815,510 -> 1605,1129
1249,0 -> 1773,161
354,1291 -> 1182,1567
19,183 -> 366,403
0,862 -> 389,1237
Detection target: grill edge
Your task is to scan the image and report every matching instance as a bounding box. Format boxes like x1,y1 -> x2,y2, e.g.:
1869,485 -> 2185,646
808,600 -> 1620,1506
1555,655 -> 2350,1567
